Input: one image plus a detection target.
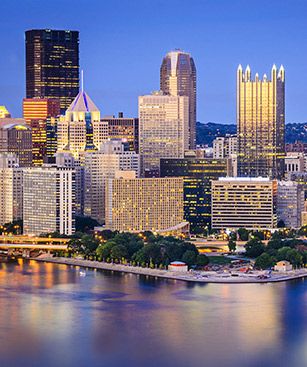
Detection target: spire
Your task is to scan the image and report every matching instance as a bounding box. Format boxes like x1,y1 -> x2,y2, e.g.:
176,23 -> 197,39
81,70 -> 84,92
244,65 -> 251,81
278,65 -> 285,81
67,90 -> 99,113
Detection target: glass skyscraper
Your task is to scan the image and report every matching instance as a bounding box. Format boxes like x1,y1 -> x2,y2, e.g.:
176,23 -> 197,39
160,50 -> 197,149
237,65 -> 285,178
25,29 -> 79,114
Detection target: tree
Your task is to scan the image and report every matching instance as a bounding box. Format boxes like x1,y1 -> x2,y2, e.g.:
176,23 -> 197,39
277,219 -> 285,228
75,216 -> 100,233
196,254 -> 209,267
254,253 -> 274,270
110,245 -> 128,261
238,228 -> 249,241
182,250 -> 197,267
228,239 -> 236,253
244,238 -> 265,258
277,247 -> 303,267
96,240 -> 117,259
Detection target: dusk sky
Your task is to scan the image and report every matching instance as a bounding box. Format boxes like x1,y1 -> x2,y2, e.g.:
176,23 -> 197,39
1,0 -> 307,123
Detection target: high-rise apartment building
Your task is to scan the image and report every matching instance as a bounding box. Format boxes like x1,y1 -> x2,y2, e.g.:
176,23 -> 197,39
23,98 -> 60,165
277,181 -> 304,228
84,140 -> 139,223
237,65 -> 285,178
160,156 -> 228,233
160,50 -> 196,149
102,113 -> 139,153
139,92 -> 189,176
105,177 -> 185,233
57,90 -> 108,158
0,118 -> 32,166
211,177 -> 277,229
25,29 -> 79,113
213,135 -> 237,159
23,166 -> 75,235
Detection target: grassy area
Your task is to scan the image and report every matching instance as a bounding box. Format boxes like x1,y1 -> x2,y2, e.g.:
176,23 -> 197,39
208,256 -> 232,265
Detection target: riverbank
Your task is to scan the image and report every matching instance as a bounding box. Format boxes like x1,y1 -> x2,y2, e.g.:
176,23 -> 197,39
34,256 -> 307,284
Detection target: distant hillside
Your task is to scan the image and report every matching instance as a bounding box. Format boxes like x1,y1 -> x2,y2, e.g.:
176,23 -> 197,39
196,122 -> 307,146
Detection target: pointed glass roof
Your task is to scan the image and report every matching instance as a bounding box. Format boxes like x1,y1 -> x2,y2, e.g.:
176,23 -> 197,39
67,91 -> 99,113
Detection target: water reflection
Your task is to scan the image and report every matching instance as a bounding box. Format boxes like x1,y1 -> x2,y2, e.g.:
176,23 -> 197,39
0,261 -> 306,367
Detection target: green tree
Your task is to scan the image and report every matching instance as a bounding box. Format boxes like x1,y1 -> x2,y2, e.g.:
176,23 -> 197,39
196,254 -> 209,267
110,245 -> 128,261
244,238 -> 265,258
228,239 -> 236,253
277,247 -> 303,267
254,253 -> 275,270
238,228 -> 249,241
182,250 -> 197,267
96,240 -> 117,259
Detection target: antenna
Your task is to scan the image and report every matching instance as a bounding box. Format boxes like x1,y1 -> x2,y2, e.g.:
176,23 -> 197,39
81,69 -> 84,92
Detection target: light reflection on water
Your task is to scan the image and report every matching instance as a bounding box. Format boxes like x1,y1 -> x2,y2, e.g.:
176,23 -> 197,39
0,259 -> 306,367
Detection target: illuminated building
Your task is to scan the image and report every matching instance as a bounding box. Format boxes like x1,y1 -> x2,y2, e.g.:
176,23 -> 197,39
0,118 -> 32,166
25,29 -> 79,114
212,177 -> 277,230
0,106 -> 11,118
57,89 -> 108,158
139,92 -> 189,176
23,98 -> 60,165
160,156 -> 228,233
23,166 -> 75,235
213,135 -> 237,159
84,140 -> 139,223
160,50 -> 196,149
46,116 -> 58,160
102,112 -> 139,152
0,153 -> 23,225
237,65 -> 285,178
105,177 -> 185,233
277,181 -> 304,228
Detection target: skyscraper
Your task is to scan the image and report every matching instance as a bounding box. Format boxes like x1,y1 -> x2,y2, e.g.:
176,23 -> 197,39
139,92 -> 189,176
237,65 -> 285,178
23,98 -> 60,165
25,29 -> 79,114
160,50 -> 196,149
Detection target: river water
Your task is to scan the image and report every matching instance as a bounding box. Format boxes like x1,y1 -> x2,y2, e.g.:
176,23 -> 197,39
0,259 -> 306,367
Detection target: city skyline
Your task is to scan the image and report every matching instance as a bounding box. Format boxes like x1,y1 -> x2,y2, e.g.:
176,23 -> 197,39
1,0 -> 307,123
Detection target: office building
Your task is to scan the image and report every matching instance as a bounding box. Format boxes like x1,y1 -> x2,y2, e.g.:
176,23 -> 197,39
25,29 -> 79,113
23,166 -> 75,235
160,50 -> 196,149
0,153 -> 23,225
160,157 -> 228,232
213,135 -> 237,159
105,177 -> 185,233
139,92 -> 189,176
0,118 -> 32,166
237,65 -> 285,178
277,181 -> 304,228
102,112 -> 139,152
212,177 -> 277,230
57,89 -> 108,158
284,152 -> 305,175
84,140 -> 139,223
23,98 -> 60,165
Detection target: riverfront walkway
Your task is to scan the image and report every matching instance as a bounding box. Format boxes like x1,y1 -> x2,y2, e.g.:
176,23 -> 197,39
35,256 -> 307,284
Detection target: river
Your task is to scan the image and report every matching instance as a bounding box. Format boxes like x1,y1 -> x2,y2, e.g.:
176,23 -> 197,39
0,259 -> 306,367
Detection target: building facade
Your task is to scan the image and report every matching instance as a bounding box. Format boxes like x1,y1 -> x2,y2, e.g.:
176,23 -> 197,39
25,29 -> 79,113
23,166 -> 75,235
284,152 -> 305,175
102,113 -> 139,153
0,119 -> 32,167
277,181 -> 304,228
237,65 -> 285,178
212,177 -> 277,230
139,92 -> 189,176
160,50 -> 196,149
105,177 -> 184,232
23,98 -> 60,165
160,157 -> 228,233
213,135 -> 237,159
84,140 -> 139,223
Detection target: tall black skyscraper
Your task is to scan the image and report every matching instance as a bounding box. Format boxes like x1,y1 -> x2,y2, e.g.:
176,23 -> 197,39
25,29 -> 79,114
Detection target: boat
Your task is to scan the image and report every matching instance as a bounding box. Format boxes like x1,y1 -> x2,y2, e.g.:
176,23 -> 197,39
79,269 -> 87,277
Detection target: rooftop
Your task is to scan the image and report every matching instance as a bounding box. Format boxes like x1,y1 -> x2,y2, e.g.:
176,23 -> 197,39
67,91 -> 99,113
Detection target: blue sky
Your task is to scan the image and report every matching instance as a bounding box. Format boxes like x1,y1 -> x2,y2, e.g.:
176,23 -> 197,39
0,0 -> 307,123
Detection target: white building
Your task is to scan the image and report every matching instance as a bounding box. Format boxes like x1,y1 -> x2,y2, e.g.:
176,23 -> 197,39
285,152 -> 305,176
57,90 -> 108,159
84,140 -> 140,223
23,166 -> 75,235
0,153 -> 23,225
168,261 -> 188,272
213,135 -> 237,159
274,261 -> 292,272
139,92 -> 189,176
212,177 -> 277,230
277,181 -> 304,228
